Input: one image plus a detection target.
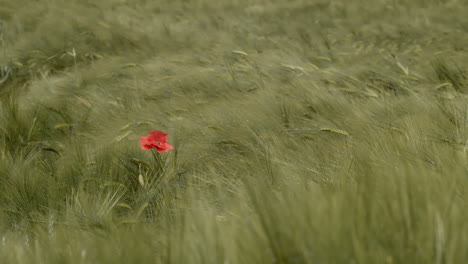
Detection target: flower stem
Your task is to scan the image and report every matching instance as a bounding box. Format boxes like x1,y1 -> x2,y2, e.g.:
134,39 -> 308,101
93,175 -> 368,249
151,149 -> 165,174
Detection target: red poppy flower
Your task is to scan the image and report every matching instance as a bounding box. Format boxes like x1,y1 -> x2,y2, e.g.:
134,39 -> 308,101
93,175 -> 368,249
140,130 -> 174,152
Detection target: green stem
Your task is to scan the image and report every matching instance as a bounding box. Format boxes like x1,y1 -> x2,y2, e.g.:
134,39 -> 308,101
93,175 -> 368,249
151,149 -> 165,174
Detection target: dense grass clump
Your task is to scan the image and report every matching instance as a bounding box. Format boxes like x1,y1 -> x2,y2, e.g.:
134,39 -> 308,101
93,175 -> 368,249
1,0 -> 468,263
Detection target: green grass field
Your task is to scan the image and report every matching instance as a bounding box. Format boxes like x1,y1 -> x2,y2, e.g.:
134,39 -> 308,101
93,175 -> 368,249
1,0 -> 468,263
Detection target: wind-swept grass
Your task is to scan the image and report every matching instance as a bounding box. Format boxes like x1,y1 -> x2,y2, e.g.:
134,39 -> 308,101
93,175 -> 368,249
0,0 -> 468,263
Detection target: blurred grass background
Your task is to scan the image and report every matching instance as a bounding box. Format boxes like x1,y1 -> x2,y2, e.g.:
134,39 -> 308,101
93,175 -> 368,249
0,0 -> 468,263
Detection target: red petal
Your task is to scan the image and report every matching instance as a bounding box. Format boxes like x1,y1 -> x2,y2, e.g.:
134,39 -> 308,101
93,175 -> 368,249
146,131 -> 169,143
141,131 -> 173,151
140,136 -> 155,150
156,142 -> 175,153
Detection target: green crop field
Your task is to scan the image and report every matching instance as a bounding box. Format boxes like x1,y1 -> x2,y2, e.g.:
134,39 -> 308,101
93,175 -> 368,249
0,0 -> 467,263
